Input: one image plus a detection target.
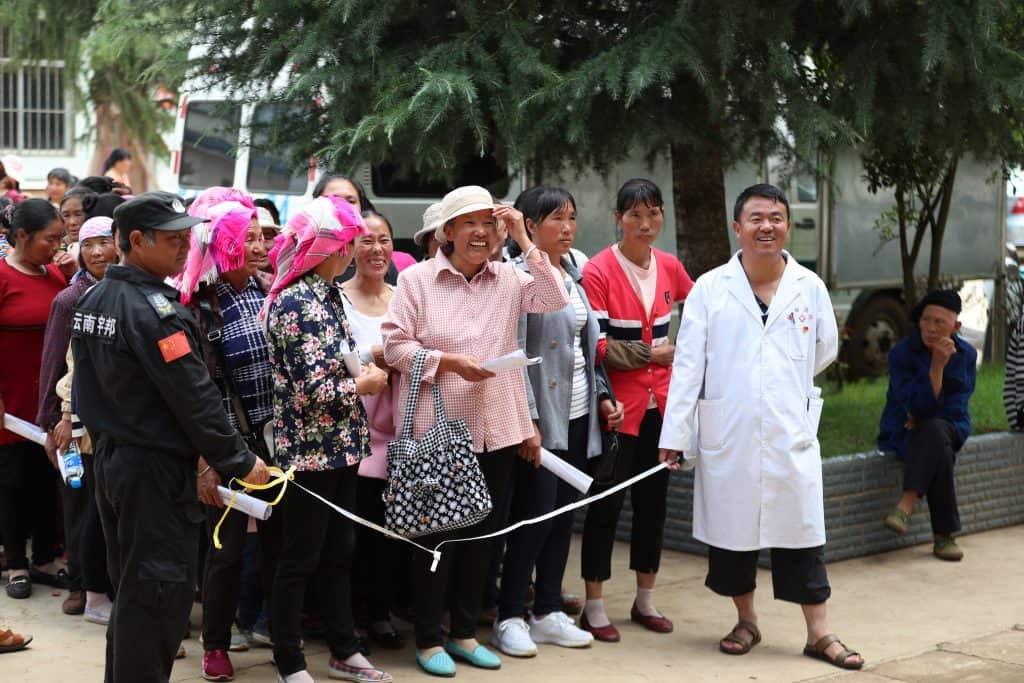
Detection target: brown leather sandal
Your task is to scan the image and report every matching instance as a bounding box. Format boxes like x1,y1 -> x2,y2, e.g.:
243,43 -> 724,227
719,620 -> 761,655
803,634 -> 863,670
0,629 -> 32,653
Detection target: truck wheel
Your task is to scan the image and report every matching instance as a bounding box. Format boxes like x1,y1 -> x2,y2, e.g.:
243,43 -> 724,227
845,295 -> 910,379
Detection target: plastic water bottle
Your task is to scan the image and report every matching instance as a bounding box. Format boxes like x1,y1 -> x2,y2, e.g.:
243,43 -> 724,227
62,442 -> 84,489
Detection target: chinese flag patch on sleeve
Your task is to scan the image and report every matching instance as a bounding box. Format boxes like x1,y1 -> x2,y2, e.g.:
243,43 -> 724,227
158,330 -> 192,363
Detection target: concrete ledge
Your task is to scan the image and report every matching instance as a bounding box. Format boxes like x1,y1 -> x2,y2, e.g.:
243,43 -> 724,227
592,431 -> 1024,563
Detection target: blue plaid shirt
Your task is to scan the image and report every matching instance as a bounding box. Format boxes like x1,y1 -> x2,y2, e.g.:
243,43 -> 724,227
214,278 -> 274,430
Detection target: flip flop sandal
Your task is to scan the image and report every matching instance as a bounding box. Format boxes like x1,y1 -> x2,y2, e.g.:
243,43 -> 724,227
0,629 -> 32,653
803,633 -> 864,670
719,620 -> 761,655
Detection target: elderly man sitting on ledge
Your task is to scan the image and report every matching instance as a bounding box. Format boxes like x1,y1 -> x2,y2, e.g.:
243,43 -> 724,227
877,289 -> 976,561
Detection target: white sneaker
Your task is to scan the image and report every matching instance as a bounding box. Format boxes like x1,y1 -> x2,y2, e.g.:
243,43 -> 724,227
229,628 -> 251,652
529,611 -> 594,648
83,604 -> 110,625
277,671 -> 315,683
489,617 -> 538,657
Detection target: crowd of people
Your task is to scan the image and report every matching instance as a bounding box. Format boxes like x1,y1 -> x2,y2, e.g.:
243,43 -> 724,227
0,156 -> 980,682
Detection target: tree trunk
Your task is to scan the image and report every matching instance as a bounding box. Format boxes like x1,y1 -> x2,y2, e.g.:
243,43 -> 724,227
927,157 -> 958,292
91,101 -> 154,193
669,141 -> 731,279
897,190 -> 918,311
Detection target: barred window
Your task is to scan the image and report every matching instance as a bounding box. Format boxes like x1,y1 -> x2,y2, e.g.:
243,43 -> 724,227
0,30 -> 70,153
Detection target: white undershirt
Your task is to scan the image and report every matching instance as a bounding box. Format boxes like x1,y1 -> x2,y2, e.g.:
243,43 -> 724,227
567,276 -> 589,420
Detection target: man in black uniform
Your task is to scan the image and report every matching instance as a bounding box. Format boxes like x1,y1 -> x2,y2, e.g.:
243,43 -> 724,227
72,192 -> 270,683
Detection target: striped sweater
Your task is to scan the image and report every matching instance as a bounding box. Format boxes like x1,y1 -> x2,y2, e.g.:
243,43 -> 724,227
582,245 -> 693,436
1005,316 -> 1024,431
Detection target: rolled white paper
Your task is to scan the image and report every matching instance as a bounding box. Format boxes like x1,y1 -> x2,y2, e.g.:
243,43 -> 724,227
217,486 -> 273,521
481,350 -> 542,373
539,448 -> 594,494
3,414 -> 48,446
340,340 -> 362,378
343,351 -> 361,378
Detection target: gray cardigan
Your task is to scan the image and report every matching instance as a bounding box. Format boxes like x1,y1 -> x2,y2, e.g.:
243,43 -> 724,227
516,256 -> 611,458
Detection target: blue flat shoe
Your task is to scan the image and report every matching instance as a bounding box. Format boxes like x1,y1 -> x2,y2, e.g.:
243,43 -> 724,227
444,641 -> 501,670
416,649 -> 456,677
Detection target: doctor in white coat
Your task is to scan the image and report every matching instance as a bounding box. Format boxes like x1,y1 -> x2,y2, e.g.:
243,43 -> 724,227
658,184 -> 864,671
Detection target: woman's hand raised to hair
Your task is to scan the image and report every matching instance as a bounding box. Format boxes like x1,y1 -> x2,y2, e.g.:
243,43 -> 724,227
493,205 -> 534,256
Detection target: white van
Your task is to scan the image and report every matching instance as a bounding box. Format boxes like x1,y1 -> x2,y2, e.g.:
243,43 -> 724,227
157,93 -> 523,254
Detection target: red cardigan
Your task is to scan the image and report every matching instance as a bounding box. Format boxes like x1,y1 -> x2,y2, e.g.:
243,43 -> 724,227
582,246 -> 693,436
0,261 -> 69,445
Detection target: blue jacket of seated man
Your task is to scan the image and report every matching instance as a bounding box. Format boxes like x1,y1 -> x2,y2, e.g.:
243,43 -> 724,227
877,330 -> 977,459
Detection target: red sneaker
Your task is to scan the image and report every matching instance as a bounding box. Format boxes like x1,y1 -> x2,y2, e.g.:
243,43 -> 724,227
580,613 -> 621,643
630,602 -> 674,633
202,649 -> 235,681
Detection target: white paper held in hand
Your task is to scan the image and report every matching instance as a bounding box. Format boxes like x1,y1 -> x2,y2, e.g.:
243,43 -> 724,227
3,414 -> 48,446
539,448 -> 594,494
217,485 -> 273,520
480,350 -> 542,373
341,341 -> 362,377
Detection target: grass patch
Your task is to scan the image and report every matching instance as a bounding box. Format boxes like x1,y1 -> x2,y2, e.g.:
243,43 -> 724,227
819,363 -> 1009,457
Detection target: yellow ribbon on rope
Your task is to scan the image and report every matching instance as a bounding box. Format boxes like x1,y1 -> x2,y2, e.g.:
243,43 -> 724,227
213,465 -> 295,550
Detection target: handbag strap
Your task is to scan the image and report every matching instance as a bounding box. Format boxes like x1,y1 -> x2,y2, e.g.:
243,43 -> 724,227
430,379 -> 447,425
400,348 -> 428,439
400,349 -> 450,438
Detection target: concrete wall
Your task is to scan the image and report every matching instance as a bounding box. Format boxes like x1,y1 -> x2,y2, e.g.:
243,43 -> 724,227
593,432 -> 1024,563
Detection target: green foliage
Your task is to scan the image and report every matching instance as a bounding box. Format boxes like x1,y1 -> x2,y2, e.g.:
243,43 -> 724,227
802,0 -> 1024,305
0,0 -> 183,158
147,1 -> 849,185
819,363 -> 1009,457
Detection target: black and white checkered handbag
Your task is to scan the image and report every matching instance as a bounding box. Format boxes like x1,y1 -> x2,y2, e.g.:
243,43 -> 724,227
384,348 -> 493,538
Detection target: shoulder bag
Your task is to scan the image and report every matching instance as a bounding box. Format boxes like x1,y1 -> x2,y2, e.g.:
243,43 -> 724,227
384,348 -> 493,538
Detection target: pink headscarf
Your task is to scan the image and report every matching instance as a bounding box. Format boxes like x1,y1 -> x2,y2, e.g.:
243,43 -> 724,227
188,186 -> 255,219
177,201 -> 257,304
260,196 -> 366,322
78,216 -> 114,243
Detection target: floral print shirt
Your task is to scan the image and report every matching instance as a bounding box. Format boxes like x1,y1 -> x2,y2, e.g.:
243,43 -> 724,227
268,273 -> 369,471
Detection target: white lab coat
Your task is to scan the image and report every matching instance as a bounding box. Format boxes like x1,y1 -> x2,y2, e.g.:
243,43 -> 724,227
659,251 -> 838,550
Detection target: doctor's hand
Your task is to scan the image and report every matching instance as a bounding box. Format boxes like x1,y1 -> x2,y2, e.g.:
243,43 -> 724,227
599,399 -> 625,430
518,423 -> 542,468
649,344 -> 675,367
658,448 -> 682,471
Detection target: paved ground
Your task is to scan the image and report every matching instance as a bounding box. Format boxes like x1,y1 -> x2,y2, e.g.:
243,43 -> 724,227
2,525 -> 1023,682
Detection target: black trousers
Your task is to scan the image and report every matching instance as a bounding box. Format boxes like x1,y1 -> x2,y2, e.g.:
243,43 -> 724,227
63,451 -> 112,594
272,466 -> 360,675
414,446 -> 516,649
705,545 -> 831,605
94,440 -> 204,683
581,409 -> 667,581
0,441 -> 58,571
498,415 -> 589,621
201,486 -> 281,651
353,475 -> 408,623
903,418 -> 961,536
